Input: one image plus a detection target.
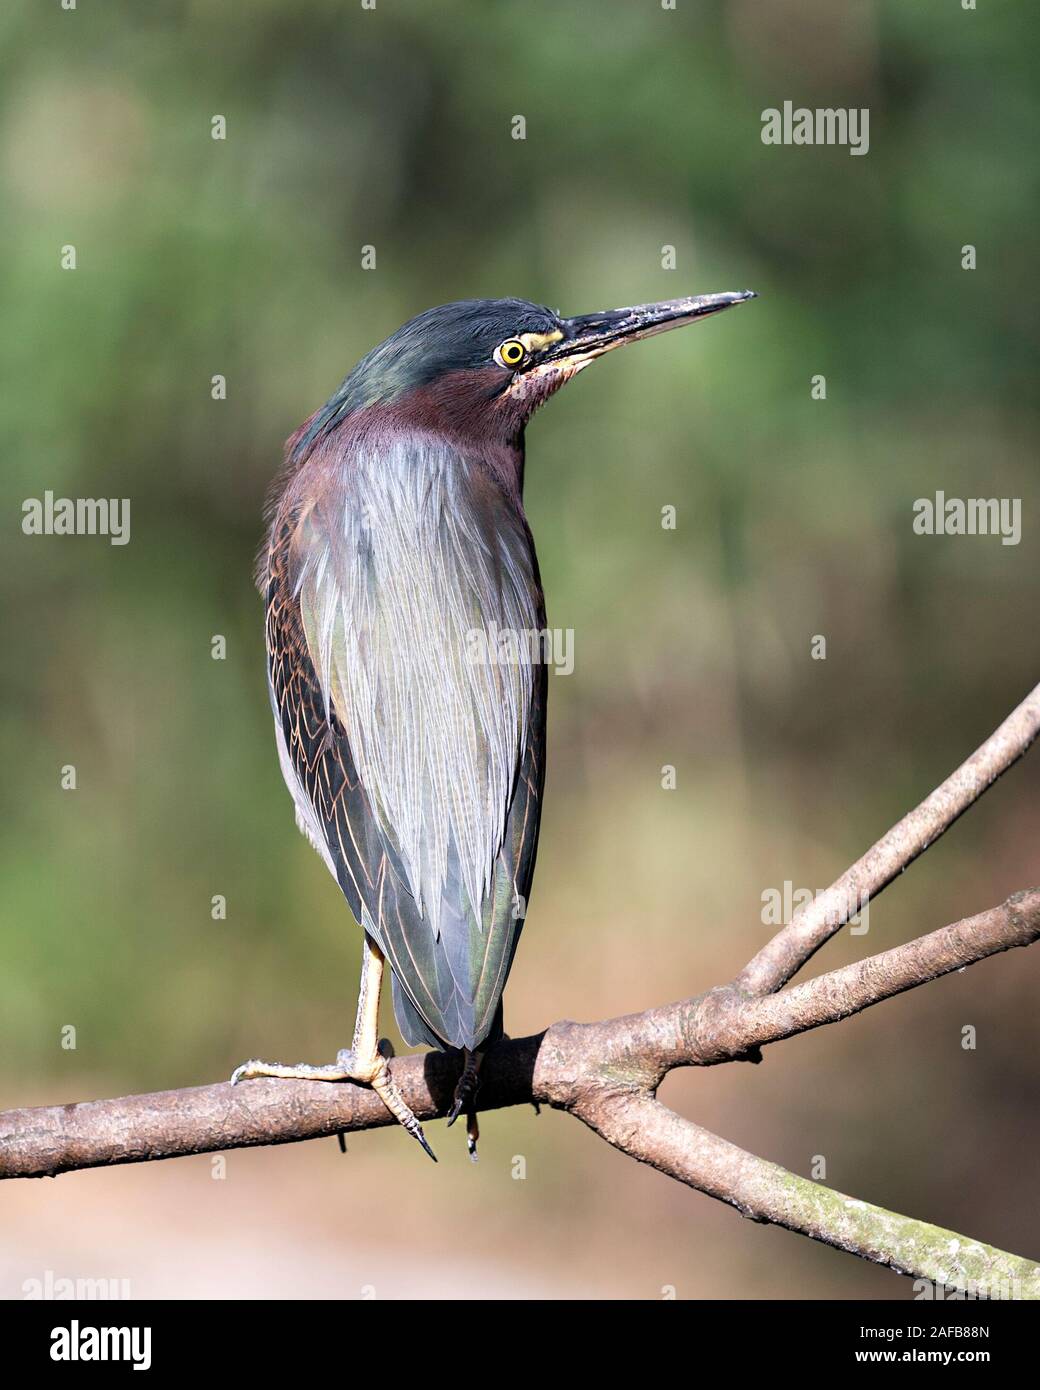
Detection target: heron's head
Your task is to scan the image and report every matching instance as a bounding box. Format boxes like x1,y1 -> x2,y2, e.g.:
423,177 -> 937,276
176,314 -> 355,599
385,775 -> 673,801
297,292 -> 756,455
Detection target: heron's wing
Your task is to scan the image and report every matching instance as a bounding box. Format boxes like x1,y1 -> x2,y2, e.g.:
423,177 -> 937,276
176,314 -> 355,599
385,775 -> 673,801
265,440 -> 545,1050
386,655 -> 546,1050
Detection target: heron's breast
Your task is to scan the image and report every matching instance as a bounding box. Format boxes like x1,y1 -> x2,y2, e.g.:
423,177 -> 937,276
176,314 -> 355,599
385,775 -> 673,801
293,434 -> 541,936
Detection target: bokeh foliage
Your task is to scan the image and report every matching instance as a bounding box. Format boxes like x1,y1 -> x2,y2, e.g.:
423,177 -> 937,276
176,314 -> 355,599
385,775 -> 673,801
1,0 -> 1036,1298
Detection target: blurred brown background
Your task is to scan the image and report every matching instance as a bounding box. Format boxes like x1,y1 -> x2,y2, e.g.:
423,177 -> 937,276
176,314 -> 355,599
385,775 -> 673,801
1,0 -> 1037,1298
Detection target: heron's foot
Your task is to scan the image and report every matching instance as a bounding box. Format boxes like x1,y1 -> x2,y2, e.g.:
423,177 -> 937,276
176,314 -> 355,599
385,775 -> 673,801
231,1055 -> 362,1084
465,1110 -> 480,1163
446,1049 -> 482,1161
230,1046 -> 436,1163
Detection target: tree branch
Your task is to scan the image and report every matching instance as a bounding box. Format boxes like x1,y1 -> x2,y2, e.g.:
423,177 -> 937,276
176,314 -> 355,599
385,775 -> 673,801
736,681 -> 1040,995
652,889 -> 1040,1069
731,890 -> 1040,1052
3,683 -> 1039,1294
6,890 -> 1035,1182
569,1091 -> 1040,1296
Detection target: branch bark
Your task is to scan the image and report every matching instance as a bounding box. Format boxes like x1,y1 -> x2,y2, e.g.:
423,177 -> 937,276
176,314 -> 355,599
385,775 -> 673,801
570,1092 -> 1040,1296
2,683 -> 1039,1295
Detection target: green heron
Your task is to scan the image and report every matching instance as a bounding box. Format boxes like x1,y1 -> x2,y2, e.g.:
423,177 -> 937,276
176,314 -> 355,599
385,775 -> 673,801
231,290 -> 756,1159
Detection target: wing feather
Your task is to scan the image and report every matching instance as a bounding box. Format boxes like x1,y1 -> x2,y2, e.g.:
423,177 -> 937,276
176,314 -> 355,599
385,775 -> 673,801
264,435 -> 547,1050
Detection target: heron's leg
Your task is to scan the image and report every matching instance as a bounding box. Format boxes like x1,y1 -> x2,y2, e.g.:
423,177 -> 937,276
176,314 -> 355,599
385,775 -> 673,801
344,937 -> 437,1162
446,1048 -> 483,1160
230,934 -> 436,1162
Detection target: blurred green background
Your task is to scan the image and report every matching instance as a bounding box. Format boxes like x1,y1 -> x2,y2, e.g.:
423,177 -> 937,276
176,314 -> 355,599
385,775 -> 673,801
1,0 -> 1037,1299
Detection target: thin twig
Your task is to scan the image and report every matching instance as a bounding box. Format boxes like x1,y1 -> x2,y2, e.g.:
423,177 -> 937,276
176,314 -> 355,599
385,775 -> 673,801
646,889 -> 1040,1069
736,681 -> 1040,996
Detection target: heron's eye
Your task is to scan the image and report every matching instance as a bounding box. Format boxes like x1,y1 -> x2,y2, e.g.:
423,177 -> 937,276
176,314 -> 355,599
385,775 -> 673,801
494,338 -> 526,369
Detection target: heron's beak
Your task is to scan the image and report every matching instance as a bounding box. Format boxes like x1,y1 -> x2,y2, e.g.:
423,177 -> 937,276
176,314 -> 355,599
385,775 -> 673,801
542,291 -> 757,367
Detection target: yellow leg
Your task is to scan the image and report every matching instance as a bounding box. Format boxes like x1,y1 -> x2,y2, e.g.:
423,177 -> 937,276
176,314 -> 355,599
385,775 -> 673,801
231,934 -> 436,1161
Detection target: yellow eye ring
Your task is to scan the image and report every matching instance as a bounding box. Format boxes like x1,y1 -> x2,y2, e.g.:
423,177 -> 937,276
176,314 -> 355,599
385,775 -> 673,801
495,338 -> 526,369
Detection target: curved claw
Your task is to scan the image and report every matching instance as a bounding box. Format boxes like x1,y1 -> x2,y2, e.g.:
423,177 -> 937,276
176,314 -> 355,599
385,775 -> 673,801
230,1060 -> 265,1086
413,1127 -> 438,1163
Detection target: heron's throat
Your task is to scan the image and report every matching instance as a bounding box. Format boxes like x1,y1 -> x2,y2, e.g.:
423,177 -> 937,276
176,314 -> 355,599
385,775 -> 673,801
500,356 -> 592,420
